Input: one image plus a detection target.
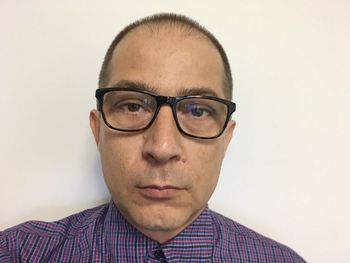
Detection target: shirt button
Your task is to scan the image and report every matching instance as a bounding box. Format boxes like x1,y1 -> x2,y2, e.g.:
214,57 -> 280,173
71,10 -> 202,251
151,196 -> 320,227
153,249 -> 166,262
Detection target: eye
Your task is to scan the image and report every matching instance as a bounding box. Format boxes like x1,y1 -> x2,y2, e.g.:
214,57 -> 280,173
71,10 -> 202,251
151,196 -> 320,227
189,105 -> 207,117
189,103 -> 213,117
126,103 -> 142,112
103,91 -> 156,120
116,100 -> 150,114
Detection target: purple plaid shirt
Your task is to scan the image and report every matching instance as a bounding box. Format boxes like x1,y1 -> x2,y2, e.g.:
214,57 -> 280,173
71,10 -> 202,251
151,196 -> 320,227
0,201 -> 305,262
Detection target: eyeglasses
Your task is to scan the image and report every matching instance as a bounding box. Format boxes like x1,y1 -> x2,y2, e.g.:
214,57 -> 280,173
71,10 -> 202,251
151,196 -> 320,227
95,87 -> 236,139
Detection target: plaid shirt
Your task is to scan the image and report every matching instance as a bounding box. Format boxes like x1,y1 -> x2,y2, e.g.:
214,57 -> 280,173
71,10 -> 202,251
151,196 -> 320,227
0,201 -> 305,262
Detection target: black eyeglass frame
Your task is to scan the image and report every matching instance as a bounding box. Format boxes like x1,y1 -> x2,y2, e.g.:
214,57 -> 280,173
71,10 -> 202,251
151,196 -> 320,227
95,87 -> 236,139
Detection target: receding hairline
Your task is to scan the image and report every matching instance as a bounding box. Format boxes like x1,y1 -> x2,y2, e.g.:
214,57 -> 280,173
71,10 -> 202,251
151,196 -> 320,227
99,13 -> 233,99
125,18 -> 210,38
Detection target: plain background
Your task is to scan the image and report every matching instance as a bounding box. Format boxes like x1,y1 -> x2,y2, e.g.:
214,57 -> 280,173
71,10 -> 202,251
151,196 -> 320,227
1,1 -> 349,262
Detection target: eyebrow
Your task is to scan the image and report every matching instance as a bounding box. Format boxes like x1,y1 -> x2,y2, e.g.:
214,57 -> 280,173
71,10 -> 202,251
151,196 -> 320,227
108,80 -> 158,93
108,80 -> 219,97
176,87 -> 218,97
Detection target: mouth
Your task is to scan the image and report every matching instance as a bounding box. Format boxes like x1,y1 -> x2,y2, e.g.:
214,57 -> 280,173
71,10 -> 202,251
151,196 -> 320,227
136,185 -> 185,200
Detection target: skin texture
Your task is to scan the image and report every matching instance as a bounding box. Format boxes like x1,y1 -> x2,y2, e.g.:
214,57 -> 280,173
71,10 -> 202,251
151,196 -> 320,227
90,26 -> 235,243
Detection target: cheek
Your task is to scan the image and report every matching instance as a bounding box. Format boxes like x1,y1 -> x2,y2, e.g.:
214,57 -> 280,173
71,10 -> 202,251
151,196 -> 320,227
188,143 -> 225,203
192,142 -> 225,173
99,133 -> 143,193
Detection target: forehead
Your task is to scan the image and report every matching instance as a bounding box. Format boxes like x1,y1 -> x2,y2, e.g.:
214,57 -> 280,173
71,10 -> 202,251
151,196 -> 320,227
107,26 -> 226,97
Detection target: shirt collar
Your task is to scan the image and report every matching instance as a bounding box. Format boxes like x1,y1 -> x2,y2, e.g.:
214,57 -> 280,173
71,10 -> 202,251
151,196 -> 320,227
104,201 -> 214,261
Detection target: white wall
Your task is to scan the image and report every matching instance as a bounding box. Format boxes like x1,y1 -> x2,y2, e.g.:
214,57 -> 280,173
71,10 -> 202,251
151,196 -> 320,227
1,1 -> 349,262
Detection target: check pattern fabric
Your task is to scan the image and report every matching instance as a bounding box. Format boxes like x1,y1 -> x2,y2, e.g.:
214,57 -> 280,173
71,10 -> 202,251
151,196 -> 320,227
0,201 -> 305,262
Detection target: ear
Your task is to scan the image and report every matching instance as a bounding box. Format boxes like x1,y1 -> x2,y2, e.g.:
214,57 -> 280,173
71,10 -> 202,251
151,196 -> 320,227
222,119 -> 236,152
89,109 -> 101,147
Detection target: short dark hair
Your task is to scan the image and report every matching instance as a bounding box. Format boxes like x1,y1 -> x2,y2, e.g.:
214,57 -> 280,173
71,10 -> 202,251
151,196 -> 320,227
98,13 -> 233,99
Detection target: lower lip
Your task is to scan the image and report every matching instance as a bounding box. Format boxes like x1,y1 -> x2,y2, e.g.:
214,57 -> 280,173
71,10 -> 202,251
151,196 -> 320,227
138,187 -> 182,199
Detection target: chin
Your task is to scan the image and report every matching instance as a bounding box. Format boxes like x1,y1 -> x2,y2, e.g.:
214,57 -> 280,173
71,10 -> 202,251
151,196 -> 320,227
138,202 -> 206,233
136,207 -> 188,230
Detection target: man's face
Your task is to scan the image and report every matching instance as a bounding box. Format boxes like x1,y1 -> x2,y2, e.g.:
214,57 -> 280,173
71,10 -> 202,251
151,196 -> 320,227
90,28 -> 235,242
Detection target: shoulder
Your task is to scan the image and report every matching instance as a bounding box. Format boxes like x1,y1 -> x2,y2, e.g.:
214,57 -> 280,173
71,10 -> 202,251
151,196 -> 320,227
0,203 -> 109,261
209,209 -> 306,263
1,203 -> 108,239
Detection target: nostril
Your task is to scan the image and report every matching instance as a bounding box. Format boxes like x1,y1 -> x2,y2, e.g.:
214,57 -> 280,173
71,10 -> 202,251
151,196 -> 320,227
142,151 -> 158,165
142,136 -> 182,164
142,146 -> 181,166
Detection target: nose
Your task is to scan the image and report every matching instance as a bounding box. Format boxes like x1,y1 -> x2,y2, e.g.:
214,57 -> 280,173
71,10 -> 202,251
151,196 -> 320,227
142,105 -> 183,165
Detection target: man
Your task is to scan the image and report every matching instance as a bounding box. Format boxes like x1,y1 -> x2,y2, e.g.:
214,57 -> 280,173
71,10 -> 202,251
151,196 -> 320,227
0,14 -> 305,262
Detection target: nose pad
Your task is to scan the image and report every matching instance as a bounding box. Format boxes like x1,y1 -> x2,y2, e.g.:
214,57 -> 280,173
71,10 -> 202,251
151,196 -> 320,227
142,106 -> 182,164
